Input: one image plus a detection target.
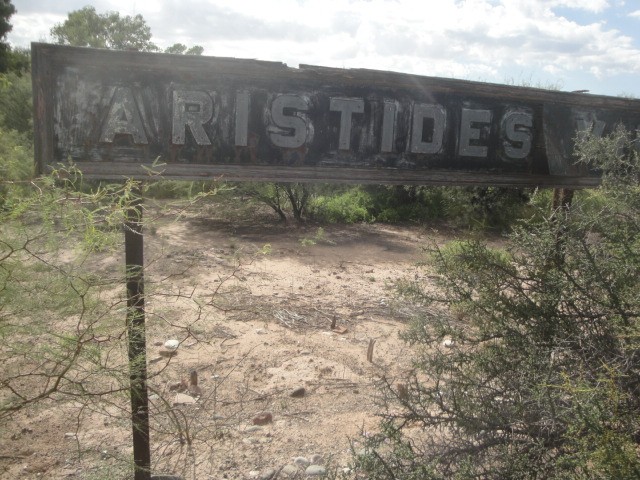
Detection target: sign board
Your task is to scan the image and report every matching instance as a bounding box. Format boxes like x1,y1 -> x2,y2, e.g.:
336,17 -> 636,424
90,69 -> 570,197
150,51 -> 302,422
31,43 -> 640,187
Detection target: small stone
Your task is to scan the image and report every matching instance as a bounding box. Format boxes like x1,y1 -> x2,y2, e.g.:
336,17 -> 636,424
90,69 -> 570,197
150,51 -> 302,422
158,349 -> 177,358
164,339 -> 180,350
300,350 -> 312,356
248,471 -> 260,478
281,464 -> 299,476
290,387 -> 306,398
64,433 -> 77,439
188,384 -> 203,397
243,426 -> 262,433
255,328 -> 267,335
169,381 -> 187,392
293,456 -> 309,467
305,465 -> 326,476
332,326 -> 348,334
259,468 -> 276,479
148,394 -> 160,401
252,412 -> 273,425
153,341 -> 163,347
309,454 -> 324,465
173,393 -> 196,405
396,383 -> 409,400
442,338 -> 455,348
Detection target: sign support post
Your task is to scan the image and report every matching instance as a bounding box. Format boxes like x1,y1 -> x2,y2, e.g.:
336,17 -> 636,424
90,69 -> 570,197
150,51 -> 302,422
124,187 -> 152,480
550,187 -> 575,267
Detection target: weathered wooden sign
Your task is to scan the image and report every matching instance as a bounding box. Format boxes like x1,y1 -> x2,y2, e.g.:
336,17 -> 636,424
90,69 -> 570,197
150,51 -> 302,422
32,42 -> 640,187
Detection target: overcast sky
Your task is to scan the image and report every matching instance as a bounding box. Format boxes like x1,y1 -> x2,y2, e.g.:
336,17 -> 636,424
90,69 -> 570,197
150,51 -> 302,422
7,0 -> 640,97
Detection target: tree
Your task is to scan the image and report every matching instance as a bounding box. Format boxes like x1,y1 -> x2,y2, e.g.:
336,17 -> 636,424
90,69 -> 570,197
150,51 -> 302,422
354,128 -> 640,478
50,7 -> 205,56
50,6 -> 158,51
0,0 -> 16,73
4,45 -> 29,74
0,70 -> 32,135
240,182 -> 312,222
164,43 -> 204,55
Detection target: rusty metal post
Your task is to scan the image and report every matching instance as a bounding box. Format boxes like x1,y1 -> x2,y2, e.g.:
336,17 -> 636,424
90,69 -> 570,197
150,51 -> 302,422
550,188 -> 574,267
125,187 -> 151,480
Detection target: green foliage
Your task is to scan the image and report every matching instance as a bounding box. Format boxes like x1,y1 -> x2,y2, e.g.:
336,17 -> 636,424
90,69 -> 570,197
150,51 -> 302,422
0,126 -> 31,180
308,184 -> 532,228
443,186 -> 534,230
239,182 -> 311,222
310,186 -> 373,223
309,185 -> 448,224
0,0 -> 14,40
0,126 -> 32,207
369,185 -> 447,223
143,180 -> 218,199
357,129 -> 640,478
0,71 -> 33,136
164,43 -> 204,55
50,7 -> 205,56
0,0 -> 15,73
0,169 -> 136,417
4,45 -> 29,74
50,6 -> 158,51
299,227 -> 335,247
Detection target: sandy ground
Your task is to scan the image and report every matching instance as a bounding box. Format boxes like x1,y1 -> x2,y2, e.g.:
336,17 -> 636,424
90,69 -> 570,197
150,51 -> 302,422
0,197 -> 448,479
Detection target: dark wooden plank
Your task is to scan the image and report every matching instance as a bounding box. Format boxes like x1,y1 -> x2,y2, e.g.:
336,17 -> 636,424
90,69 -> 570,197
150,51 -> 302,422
31,43 -> 640,187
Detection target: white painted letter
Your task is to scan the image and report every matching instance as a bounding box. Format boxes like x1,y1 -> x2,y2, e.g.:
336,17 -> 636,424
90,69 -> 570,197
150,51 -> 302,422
459,108 -> 491,157
100,87 -> 148,144
410,104 -> 446,154
235,91 -> 250,147
330,97 -> 364,150
576,113 -> 606,138
268,94 -> 309,148
381,101 -> 397,153
504,111 -> 533,159
172,90 -> 213,145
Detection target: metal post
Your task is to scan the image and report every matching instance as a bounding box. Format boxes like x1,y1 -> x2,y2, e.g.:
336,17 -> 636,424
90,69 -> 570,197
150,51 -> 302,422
125,187 -> 151,480
550,187 -> 574,267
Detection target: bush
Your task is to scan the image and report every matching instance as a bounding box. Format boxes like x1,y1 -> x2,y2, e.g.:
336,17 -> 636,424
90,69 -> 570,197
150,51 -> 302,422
354,128 -> 640,479
443,186 -> 534,230
309,185 -> 448,224
0,72 -> 33,137
143,179 -> 218,199
366,185 -> 447,223
236,182 -> 312,222
310,186 -> 374,223
309,184 -> 532,228
0,126 -> 33,207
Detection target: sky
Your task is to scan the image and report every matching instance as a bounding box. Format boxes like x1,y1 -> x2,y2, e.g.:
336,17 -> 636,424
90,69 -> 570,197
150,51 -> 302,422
7,0 -> 640,98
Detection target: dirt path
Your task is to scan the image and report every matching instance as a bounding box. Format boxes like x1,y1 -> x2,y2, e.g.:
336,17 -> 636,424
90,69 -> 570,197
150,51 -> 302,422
1,199 -> 444,480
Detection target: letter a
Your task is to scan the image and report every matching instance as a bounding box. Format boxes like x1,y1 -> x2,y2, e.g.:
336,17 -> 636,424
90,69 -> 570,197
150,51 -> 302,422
100,87 -> 148,144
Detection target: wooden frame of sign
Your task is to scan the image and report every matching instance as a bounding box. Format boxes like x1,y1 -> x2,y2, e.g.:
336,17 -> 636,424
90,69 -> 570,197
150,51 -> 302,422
32,42 -> 640,187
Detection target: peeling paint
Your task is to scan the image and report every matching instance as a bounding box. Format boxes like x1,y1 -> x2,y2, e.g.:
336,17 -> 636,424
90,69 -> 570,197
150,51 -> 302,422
32,43 -> 640,187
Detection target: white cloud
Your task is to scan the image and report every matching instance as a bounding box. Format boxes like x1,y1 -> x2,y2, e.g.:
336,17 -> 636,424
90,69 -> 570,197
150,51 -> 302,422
630,9 -> 640,18
6,0 -> 640,96
547,0 -> 610,13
